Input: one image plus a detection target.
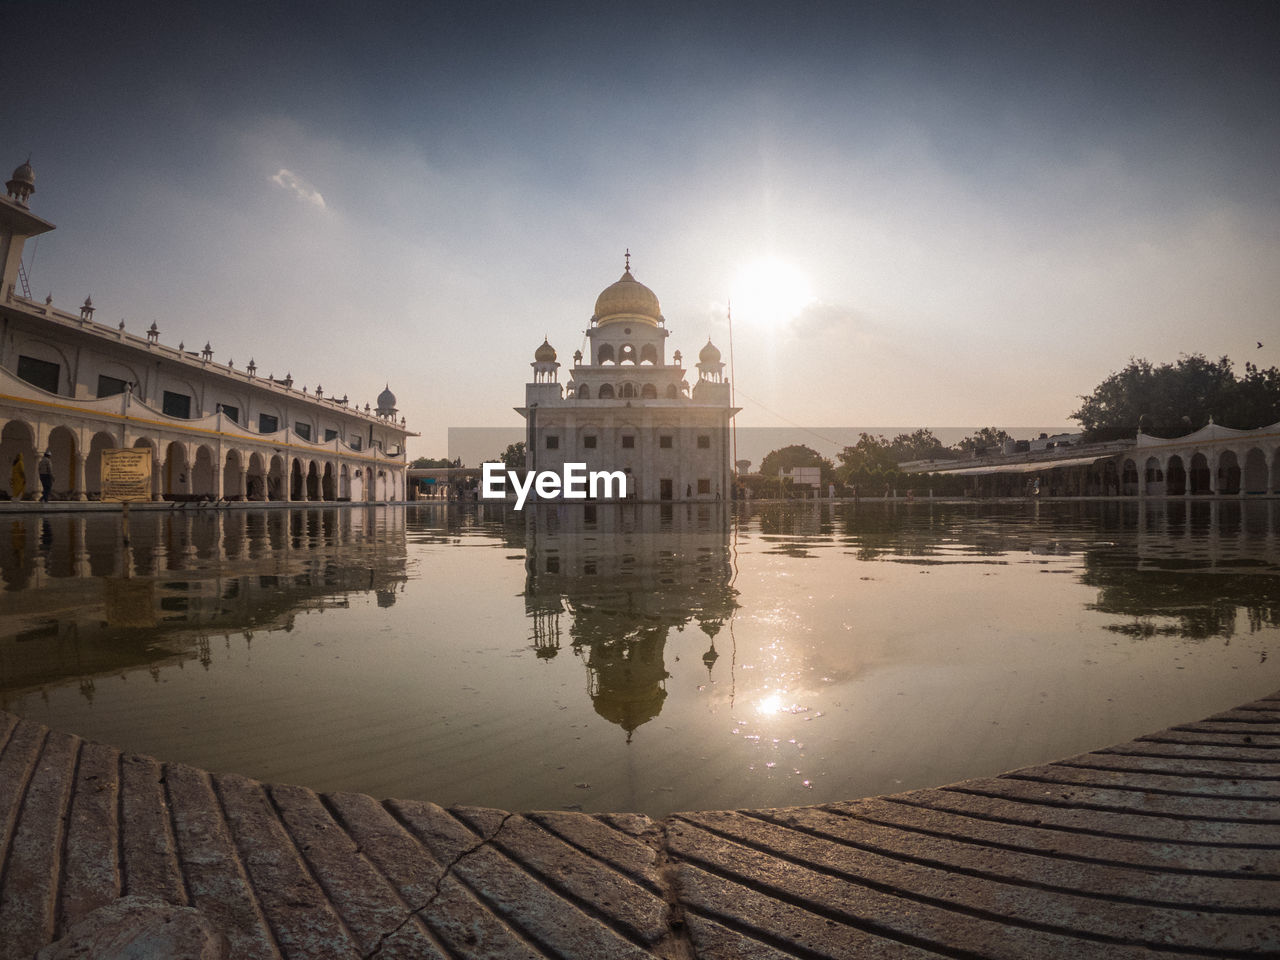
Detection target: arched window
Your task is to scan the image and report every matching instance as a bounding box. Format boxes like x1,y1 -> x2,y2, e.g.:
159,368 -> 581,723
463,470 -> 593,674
577,384 -> 590,399
665,383 -> 679,399
619,344 -> 636,364
597,344 -> 615,364
640,344 -> 658,364
620,382 -> 636,399
641,383 -> 657,399
598,383 -> 615,399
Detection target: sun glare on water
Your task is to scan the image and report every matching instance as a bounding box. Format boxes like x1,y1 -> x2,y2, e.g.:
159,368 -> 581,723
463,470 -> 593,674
730,256 -> 815,327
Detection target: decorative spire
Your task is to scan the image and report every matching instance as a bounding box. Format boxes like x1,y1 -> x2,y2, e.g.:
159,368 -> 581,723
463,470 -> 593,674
624,248 -> 630,272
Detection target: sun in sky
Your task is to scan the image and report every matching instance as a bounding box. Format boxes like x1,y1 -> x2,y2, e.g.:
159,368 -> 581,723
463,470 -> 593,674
729,256 -> 816,329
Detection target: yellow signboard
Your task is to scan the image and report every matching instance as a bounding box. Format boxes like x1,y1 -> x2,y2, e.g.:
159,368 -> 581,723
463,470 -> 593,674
101,449 -> 153,502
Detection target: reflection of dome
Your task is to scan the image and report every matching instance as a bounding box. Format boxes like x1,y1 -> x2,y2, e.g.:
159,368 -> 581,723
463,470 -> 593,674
699,339 -> 721,363
594,268 -> 661,326
589,633 -> 669,740
534,338 -> 556,362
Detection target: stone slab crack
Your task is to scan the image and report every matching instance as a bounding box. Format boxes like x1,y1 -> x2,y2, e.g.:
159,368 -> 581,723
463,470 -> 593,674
362,810 -> 519,960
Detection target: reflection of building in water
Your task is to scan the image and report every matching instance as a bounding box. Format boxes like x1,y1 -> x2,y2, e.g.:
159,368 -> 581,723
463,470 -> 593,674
518,258 -> 738,502
1082,500 -> 1280,639
0,507 -> 409,696
0,159 -> 413,503
522,503 -> 737,739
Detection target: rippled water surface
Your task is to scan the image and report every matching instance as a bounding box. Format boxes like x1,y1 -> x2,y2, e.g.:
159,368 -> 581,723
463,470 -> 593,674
2,500 -> 1279,816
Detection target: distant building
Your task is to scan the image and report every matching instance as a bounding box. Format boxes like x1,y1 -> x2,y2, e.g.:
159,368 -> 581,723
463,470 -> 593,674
904,421 -> 1279,497
518,257 -> 738,501
0,160 -> 413,502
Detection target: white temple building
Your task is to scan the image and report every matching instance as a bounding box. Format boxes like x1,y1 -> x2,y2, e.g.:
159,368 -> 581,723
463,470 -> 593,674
0,159 -> 413,503
518,256 -> 738,501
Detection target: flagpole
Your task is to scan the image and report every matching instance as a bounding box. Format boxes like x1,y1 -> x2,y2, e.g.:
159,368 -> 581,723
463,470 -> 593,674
728,300 -> 738,490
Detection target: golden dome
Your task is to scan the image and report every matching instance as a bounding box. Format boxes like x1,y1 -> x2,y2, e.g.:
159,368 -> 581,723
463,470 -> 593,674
594,268 -> 661,326
534,338 -> 557,362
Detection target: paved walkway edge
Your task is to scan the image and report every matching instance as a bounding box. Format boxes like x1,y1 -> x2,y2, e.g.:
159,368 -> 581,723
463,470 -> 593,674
2,694 -> 1278,959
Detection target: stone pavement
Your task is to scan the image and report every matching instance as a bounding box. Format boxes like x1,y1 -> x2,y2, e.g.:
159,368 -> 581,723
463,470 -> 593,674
1,694 -> 1278,959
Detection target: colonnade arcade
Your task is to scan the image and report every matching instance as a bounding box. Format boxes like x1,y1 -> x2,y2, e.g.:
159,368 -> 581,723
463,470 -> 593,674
1126,423 -> 1280,498
1,416 -> 400,503
1123,445 -> 1278,497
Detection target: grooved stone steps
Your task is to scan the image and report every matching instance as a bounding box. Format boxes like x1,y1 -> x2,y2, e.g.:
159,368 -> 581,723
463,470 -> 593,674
1,696 -> 1278,959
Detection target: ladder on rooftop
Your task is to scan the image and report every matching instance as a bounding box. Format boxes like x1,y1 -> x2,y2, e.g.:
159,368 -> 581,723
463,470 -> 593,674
17,260 -> 31,298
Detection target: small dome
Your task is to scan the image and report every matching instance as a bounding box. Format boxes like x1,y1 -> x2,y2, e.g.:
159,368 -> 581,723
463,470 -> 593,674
534,338 -> 557,362
594,267 -> 662,326
9,161 -> 34,188
6,159 -> 35,204
377,384 -> 397,408
699,338 -> 721,363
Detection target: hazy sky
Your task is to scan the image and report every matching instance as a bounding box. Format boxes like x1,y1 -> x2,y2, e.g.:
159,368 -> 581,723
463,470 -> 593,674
5,1 -> 1278,457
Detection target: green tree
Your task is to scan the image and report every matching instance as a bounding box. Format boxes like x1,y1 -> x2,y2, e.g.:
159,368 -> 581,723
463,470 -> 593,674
836,433 -> 895,476
955,427 -> 1012,455
889,428 -> 951,463
409,456 -> 459,469
497,441 -> 526,472
1071,354 -> 1280,441
758,444 -> 835,490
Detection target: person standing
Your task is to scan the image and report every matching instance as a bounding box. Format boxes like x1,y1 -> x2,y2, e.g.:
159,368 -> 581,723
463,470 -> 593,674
10,454 -> 25,500
37,450 -> 53,502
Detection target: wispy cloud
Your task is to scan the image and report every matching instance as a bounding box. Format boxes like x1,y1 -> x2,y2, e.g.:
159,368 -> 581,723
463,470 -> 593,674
270,168 -> 326,209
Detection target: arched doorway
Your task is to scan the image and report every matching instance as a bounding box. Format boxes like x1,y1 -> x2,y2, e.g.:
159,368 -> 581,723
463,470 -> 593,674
1188,453 -> 1211,495
268,455 -> 286,501
321,462 -> 336,501
164,441 -> 190,498
339,464 -> 351,500
1,420 -> 37,500
192,445 -> 217,498
47,425 -> 78,500
1242,448 -> 1267,495
223,450 -> 245,500
1143,456 -> 1164,496
86,432 -> 116,499
1217,451 -> 1240,496
1120,458 -> 1138,496
1166,455 -> 1186,496
290,458 -> 304,500
306,461 -> 320,500
245,451 -> 267,500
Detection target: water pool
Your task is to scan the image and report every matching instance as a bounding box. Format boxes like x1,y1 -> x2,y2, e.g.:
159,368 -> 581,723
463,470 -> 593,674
2,499 -> 1278,816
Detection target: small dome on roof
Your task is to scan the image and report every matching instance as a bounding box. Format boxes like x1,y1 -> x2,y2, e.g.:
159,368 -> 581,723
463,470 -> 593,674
699,338 -> 721,363
377,384 -> 397,408
6,158 -> 35,204
534,338 -> 557,362
10,160 -> 34,188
